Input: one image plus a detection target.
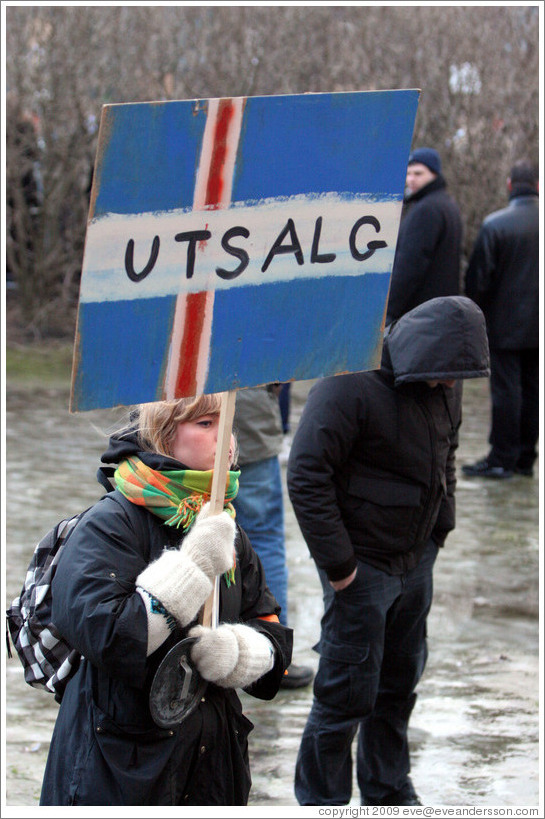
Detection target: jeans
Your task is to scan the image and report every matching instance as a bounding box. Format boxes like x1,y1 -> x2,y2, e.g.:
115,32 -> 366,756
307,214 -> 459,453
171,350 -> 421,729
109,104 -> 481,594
488,348 -> 539,470
232,456 -> 289,626
295,539 -> 438,805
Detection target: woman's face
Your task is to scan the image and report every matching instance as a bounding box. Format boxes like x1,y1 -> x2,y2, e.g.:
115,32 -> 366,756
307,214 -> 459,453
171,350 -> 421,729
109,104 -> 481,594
171,414 -> 235,471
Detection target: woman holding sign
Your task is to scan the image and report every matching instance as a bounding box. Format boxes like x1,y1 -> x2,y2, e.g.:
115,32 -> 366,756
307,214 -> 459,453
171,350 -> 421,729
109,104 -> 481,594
40,394 -> 292,806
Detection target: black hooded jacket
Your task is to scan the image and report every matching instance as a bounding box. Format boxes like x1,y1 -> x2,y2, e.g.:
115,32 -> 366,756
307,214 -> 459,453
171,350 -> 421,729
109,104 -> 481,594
40,432 -> 292,806
287,296 -> 489,580
386,175 -> 463,323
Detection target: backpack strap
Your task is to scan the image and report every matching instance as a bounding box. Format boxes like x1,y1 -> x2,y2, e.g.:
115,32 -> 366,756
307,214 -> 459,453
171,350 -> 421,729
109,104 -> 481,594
6,621 -> 13,658
96,466 -> 116,492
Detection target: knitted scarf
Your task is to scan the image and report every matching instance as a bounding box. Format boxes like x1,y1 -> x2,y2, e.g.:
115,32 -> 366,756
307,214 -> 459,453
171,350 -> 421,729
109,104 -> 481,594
114,456 -> 240,585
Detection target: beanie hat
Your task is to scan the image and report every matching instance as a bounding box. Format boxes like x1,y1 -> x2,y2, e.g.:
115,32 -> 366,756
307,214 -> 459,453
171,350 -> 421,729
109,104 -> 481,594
408,147 -> 441,175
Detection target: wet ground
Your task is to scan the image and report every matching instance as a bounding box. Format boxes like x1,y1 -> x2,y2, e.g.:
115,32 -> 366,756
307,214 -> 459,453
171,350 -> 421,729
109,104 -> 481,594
3,378 -> 541,808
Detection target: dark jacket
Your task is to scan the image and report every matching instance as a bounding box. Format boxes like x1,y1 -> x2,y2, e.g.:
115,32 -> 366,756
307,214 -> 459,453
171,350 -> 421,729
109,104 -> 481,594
464,187 -> 539,349
287,296 -> 489,580
40,434 -> 292,806
386,175 -> 463,323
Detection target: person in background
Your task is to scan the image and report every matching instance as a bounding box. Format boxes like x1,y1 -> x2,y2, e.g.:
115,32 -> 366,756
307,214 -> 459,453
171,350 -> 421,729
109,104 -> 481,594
278,383 -> 292,434
287,296 -> 490,806
386,147 -> 462,324
462,159 -> 539,479
233,385 -> 314,689
40,394 -> 292,806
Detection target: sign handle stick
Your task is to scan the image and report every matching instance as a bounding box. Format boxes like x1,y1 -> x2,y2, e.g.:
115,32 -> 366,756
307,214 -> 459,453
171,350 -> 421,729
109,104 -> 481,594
200,390 -> 237,629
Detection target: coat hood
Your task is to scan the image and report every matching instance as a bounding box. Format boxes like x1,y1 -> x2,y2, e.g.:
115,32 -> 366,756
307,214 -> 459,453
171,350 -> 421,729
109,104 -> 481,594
101,425 -> 187,471
383,296 -> 490,386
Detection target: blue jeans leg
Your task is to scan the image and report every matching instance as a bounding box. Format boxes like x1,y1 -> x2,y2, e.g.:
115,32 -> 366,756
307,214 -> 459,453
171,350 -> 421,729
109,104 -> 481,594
232,456 -> 289,626
295,541 -> 437,805
295,700 -> 359,805
357,541 -> 437,804
295,558 -> 394,804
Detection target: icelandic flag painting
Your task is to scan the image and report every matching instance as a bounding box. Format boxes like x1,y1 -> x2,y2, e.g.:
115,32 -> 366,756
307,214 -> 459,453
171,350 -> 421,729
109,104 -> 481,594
71,89 -> 419,411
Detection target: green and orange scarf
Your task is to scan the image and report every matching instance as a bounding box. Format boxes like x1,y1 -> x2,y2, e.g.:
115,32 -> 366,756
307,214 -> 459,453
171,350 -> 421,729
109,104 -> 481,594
114,456 -> 240,584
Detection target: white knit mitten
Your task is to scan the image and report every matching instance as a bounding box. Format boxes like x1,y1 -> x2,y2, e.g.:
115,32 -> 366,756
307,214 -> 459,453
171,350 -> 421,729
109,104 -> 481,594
189,623 -> 275,689
136,504 -> 235,627
188,624 -> 239,681
181,503 -> 235,579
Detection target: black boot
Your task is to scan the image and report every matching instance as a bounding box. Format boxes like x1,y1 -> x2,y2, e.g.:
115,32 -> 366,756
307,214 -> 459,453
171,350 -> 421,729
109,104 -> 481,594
462,458 -> 513,478
280,663 -> 314,689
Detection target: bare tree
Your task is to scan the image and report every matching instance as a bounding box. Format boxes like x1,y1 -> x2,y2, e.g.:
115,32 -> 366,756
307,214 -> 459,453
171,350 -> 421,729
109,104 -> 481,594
5,4 -> 539,338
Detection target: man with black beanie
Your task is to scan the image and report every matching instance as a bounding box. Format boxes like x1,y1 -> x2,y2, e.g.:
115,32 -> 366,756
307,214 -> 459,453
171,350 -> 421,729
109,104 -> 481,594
386,147 -> 463,324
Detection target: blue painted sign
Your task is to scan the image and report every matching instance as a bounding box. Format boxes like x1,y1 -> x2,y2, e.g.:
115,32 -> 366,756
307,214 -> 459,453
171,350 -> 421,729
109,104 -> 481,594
71,90 -> 419,411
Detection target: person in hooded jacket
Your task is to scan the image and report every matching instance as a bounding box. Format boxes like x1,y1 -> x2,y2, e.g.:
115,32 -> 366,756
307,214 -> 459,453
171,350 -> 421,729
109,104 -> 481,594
385,148 -> 462,324
287,296 -> 489,807
40,393 -> 292,806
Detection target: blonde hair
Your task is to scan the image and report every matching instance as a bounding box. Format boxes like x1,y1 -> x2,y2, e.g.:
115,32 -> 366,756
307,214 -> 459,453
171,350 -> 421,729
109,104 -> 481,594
136,394 -> 223,458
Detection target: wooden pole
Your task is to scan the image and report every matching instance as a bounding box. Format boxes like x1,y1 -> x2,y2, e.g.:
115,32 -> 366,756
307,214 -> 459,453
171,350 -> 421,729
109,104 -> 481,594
200,390 -> 237,628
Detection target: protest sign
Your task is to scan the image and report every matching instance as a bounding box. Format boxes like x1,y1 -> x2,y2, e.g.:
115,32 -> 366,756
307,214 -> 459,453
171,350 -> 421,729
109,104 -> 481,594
71,90 -> 419,411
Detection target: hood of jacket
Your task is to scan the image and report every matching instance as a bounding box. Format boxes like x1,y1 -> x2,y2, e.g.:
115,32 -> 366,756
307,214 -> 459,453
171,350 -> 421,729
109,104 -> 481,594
382,295 -> 490,386
101,424 -> 188,472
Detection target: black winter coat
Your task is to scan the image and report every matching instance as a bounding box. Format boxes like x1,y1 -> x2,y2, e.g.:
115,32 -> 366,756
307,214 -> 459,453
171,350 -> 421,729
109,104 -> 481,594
40,440 -> 292,806
287,296 -> 489,580
386,175 -> 462,323
464,188 -> 539,350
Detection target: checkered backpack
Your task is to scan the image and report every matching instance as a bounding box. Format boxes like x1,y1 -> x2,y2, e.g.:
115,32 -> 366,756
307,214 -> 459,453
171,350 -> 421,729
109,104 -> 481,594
6,509 -> 90,702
